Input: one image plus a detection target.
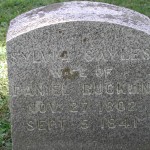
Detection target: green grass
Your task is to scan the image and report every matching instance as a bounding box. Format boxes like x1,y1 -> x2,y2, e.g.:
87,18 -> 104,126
0,0 -> 150,149
0,44 -> 10,149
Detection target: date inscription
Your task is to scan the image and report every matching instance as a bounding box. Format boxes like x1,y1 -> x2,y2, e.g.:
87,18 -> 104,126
28,101 -> 139,114
26,116 -> 138,132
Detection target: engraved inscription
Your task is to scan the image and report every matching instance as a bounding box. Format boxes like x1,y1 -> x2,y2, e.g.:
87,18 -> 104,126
28,100 -> 144,115
27,116 -> 138,132
9,48 -> 150,79
27,119 -> 66,131
83,82 -> 150,95
26,98 -> 146,132
101,117 -> 138,129
9,49 -> 150,64
11,81 -> 150,97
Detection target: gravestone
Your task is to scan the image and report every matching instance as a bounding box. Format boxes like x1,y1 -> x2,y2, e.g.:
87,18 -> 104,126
7,1 -> 150,150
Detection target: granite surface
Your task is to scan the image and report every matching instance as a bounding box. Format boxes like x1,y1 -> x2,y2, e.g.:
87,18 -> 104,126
7,1 -> 150,42
7,1 -> 150,150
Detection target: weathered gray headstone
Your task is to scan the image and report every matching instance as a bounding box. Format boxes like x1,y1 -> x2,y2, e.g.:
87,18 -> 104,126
7,1 -> 150,150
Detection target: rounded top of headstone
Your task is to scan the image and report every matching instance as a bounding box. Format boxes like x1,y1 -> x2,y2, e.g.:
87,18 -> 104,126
7,1 -> 150,42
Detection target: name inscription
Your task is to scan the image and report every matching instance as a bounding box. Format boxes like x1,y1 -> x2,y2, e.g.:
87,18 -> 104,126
11,81 -> 150,97
8,48 -> 150,79
9,48 -> 150,64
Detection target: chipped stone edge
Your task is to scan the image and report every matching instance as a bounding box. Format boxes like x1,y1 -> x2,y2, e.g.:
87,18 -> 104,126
6,1 -> 150,42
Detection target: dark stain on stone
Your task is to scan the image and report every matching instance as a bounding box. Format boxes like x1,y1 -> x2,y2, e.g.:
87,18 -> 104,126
122,13 -> 146,25
38,12 -> 45,18
42,3 -> 63,12
25,2 -> 63,18
62,67 -> 79,80
83,38 -> 87,43
85,3 -> 94,7
122,18 -> 130,23
98,3 -> 120,12
131,15 -> 146,23
60,51 -> 68,58
105,14 -> 115,19
24,7 -> 46,18
83,2 -> 108,8
59,30 -> 62,34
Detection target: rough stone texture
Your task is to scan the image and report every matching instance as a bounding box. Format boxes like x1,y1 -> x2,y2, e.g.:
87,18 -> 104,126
7,1 -> 150,42
7,1 -> 150,150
